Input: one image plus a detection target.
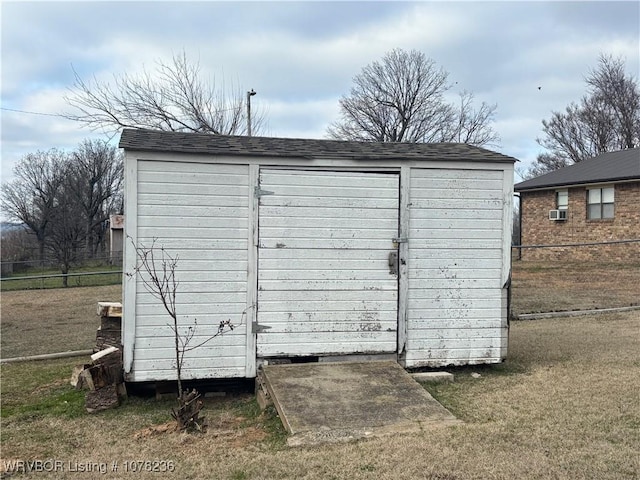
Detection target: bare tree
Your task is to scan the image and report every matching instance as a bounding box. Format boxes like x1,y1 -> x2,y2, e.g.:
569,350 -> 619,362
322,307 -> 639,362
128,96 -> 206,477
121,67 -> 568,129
67,139 -> 124,258
327,48 -> 499,146
586,54 -> 640,150
2,141 -> 124,279
0,226 -> 38,263
444,90 -> 500,146
45,178 -> 86,287
1,150 -> 68,261
64,51 -> 264,136
530,54 -> 640,177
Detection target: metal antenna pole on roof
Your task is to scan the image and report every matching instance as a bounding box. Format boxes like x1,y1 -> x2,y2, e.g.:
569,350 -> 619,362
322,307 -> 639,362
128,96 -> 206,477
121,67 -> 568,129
247,89 -> 256,136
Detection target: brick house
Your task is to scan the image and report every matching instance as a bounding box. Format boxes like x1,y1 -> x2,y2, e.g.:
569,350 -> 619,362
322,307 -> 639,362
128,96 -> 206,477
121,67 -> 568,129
514,148 -> 640,262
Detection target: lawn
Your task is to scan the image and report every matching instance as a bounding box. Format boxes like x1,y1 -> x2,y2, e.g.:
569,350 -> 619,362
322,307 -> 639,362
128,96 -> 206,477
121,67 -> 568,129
0,285 -> 122,359
1,260 -> 639,479
1,312 -> 638,479
510,260 -> 640,316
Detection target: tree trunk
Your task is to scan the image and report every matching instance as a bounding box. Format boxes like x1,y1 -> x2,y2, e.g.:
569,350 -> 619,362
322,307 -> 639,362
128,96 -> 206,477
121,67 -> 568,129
61,264 -> 69,287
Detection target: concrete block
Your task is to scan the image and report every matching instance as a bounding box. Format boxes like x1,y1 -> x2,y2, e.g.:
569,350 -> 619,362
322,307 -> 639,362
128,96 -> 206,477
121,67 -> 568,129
411,371 -> 454,383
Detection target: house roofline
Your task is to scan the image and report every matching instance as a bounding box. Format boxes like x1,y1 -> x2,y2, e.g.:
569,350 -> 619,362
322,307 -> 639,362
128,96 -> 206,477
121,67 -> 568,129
515,177 -> 640,193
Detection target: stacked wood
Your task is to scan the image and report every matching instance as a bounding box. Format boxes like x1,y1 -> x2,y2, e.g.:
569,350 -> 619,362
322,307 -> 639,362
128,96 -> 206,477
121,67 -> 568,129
95,302 -> 122,351
70,301 -> 126,414
76,346 -> 127,413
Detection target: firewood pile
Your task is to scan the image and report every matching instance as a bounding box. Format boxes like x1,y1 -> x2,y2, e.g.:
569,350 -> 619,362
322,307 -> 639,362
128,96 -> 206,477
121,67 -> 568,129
71,302 -> 126,413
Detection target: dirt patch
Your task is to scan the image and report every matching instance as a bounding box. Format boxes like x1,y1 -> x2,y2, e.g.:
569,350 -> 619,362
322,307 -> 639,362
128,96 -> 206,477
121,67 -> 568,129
132,414 -> 267,448
133,421 -> 178,439
30,378 -> 69,396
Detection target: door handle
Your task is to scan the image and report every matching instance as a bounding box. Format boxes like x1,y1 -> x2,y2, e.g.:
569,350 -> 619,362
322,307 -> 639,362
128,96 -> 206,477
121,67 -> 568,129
388,251 -> 398,275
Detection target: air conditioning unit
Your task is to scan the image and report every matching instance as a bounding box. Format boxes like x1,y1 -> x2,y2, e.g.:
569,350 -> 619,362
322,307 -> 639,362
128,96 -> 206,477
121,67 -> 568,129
549,209 -> 567,221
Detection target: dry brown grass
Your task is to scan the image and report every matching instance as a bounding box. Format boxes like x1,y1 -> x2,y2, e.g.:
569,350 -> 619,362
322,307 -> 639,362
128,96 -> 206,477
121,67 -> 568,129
511,260 -> 640,315
0,285 -> 121,358
2,312 -> 638,479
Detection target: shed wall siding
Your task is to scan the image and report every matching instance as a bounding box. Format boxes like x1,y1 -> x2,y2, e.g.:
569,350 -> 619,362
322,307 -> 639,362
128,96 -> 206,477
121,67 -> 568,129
124,152 -> 513,380
405,168 -> 508,367
131,160 -> 250,381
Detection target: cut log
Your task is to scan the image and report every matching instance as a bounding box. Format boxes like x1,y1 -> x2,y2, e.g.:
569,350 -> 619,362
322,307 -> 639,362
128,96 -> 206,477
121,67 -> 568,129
93,342 -> 122,363
116,382 -> 128,400
91,347 -> 120,363
97,302 -> 122,318
87,365 -> 109,390
87,363 -> 123,389
70,364 -> 92,389
100,315 -> 122,330
95,328 -> 121,351
79,368 -> 95,391
86,385 -> 120,413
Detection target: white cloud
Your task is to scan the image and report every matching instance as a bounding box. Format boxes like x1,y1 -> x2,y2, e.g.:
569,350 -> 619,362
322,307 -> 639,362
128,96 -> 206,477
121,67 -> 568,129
1,0 -> 638,188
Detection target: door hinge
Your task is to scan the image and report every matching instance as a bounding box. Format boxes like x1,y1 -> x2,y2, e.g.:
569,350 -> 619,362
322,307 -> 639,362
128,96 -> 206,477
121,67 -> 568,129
254,186 -> 274,198
252,322 -> 272,333
392,237 -> 408,244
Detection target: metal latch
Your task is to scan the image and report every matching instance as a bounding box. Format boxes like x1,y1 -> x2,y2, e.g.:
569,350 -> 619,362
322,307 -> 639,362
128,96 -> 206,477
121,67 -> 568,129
388,251 -> 399,275
254,186 -> 274,198
392,237 -> 408,244
252,322 -> 272,333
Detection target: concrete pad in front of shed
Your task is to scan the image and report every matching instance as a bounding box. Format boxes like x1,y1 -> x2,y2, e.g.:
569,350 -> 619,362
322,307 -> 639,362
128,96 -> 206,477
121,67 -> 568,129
261,361 -> 460,446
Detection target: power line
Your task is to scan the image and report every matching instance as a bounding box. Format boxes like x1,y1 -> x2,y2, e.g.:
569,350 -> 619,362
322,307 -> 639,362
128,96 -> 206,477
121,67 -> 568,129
0,107 -> 65,118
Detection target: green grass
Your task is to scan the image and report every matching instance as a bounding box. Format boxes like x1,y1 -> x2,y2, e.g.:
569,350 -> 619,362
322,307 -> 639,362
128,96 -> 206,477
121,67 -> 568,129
0,357 -> 286,464
254,404 -> 289,449
0,359 -> 86,420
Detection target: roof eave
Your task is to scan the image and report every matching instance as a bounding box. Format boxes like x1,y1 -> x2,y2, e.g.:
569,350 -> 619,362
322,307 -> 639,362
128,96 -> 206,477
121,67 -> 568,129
515,175 -> 640,192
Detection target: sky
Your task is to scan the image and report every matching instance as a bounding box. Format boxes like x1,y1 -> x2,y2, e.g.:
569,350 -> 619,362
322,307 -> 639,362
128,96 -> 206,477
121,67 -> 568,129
1,1 -> 639,187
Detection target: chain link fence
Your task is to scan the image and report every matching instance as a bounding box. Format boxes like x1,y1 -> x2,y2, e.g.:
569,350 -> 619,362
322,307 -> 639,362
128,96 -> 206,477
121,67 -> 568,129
2,243 -> 638,317
0,255 -> 123,290
510,240 -> 640,317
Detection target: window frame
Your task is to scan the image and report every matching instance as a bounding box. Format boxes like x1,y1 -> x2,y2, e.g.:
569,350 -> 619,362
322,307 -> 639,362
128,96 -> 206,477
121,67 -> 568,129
556,189 -> 568,210
587,185 -> 615,220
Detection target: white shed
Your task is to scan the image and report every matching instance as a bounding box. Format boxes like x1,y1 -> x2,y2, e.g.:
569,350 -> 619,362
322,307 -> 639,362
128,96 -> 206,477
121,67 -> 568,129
118,129 -> 516,383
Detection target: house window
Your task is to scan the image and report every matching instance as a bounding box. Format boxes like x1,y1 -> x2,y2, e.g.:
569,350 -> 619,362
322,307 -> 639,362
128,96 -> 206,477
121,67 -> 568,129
556,190 -> 568,210
587,186 -> 614,220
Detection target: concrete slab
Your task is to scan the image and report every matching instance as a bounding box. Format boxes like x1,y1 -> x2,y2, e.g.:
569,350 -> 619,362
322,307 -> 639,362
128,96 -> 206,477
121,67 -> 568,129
261,361 -> 460,446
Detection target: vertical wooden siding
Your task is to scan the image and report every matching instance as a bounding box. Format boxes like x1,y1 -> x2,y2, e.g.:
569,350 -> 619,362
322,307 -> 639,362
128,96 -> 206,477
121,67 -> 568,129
405,168 -> 508,367
256,169 -> 399,356
132,160 -> 250,381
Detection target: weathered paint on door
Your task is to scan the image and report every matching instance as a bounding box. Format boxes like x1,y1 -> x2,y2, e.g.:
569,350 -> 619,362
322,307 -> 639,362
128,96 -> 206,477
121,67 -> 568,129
404,167 -> 509,367
256,169 -> 400,357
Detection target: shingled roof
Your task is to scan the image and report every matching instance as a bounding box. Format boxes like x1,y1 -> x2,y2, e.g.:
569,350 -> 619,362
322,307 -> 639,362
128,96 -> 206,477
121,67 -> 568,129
118,129 -> 517,163
514,148 -> 640,192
